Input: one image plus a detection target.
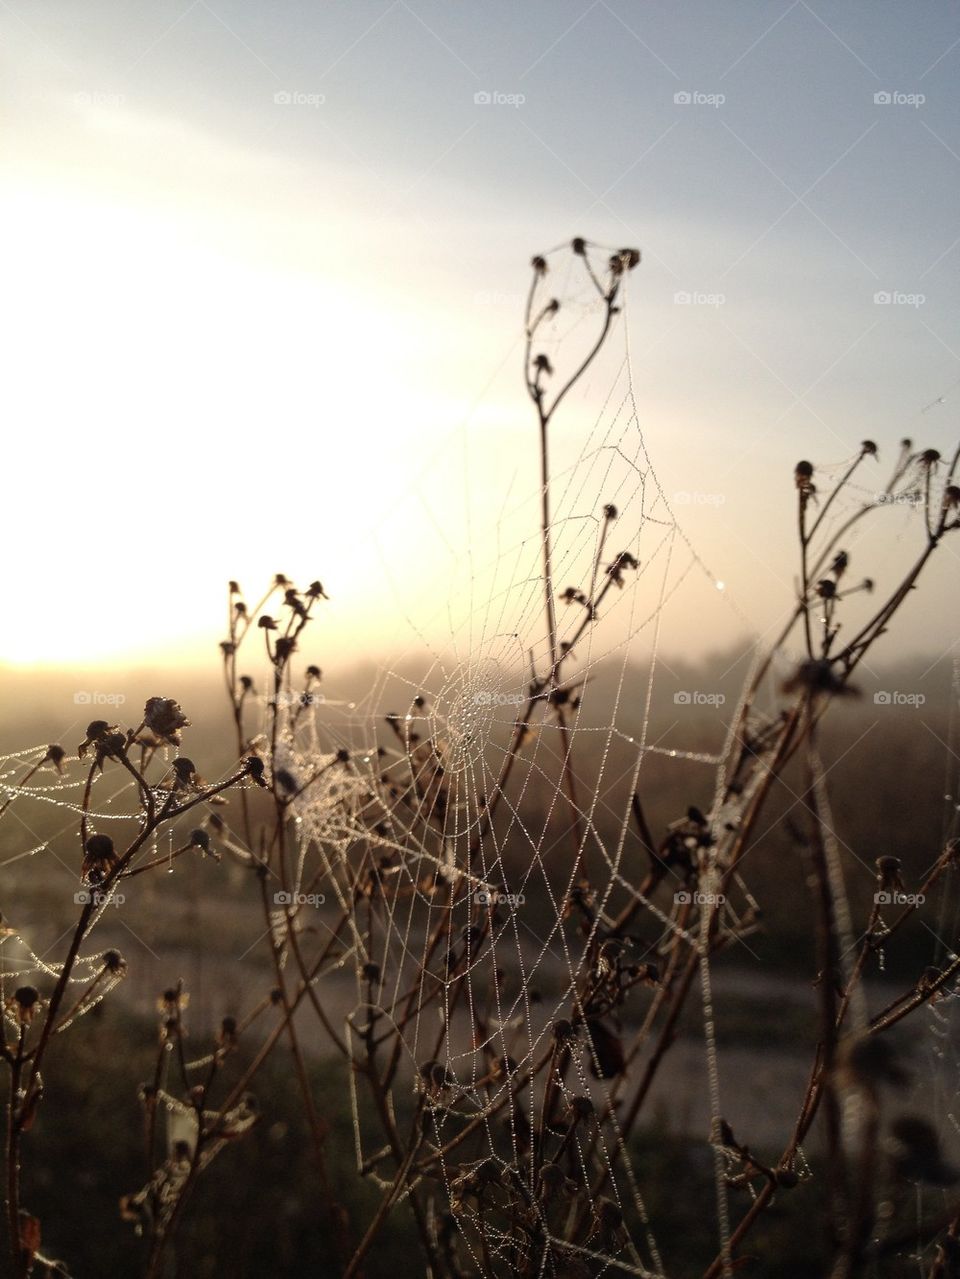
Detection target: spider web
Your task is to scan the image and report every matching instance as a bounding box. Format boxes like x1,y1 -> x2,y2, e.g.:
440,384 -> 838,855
307,258 -> 757,1278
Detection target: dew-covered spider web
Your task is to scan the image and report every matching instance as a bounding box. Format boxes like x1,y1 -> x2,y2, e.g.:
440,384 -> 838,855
3,246 -> 960,1277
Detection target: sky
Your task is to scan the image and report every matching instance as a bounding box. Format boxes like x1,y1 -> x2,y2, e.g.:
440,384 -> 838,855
1,0 -> 959,675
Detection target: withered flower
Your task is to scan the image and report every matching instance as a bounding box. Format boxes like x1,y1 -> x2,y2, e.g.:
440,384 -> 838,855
78,720 -> 114,759
274,636 -> 297,663
43,744 -> 67,773
82,834 -> 118,885
171,758 -> 200,790
9,986 -> 41,1026
876,855 -> 905,894
143,698 -> 190,747
245,756 -> 268,787
606,551 -> 639,588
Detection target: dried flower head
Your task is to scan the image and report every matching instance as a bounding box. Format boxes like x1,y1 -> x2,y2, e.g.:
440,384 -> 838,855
9,986 -> 41,1026
875,855 -> 905,893
82,834 -> 118,885
143,698 -> 190,747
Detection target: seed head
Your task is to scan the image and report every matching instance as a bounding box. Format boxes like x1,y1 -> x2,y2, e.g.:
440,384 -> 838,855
875,856 -> 904,893
11,986 -> 40,1025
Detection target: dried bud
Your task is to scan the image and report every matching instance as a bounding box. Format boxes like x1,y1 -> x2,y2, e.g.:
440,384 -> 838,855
245,756 -> 268,787
82,834 -> 117,885
12,986 -> 40,1024
875,856 -> 904,893
143,698 -> 190,746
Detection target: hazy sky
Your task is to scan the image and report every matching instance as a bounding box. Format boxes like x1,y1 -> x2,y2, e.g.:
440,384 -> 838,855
2,0 -> 959,673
